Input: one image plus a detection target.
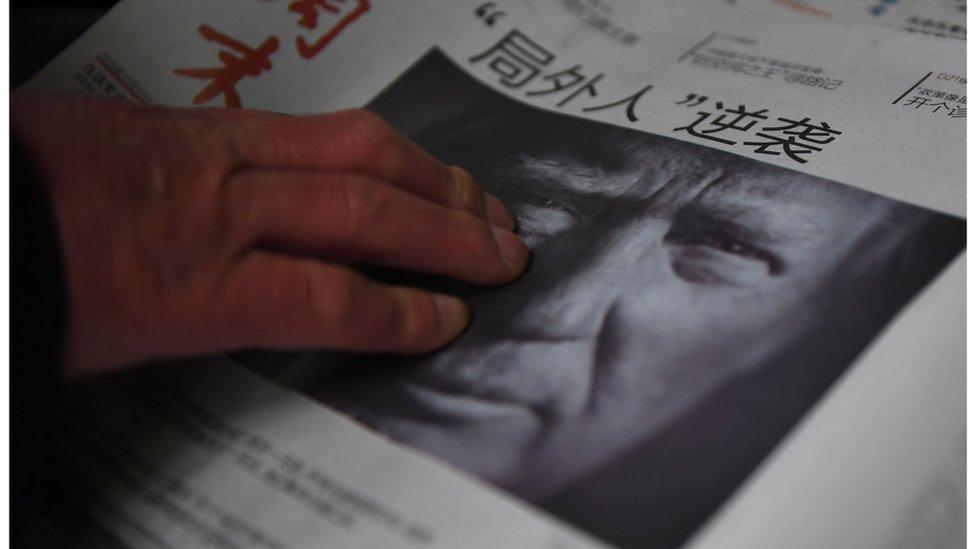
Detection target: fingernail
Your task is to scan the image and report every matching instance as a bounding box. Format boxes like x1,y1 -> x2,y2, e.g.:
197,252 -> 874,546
448,166 -> 486,213
485,192 -> 517,231
493,227 -> 530,276
434,294 -> 469,335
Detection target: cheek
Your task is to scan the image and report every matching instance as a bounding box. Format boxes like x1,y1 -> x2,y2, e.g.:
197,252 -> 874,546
607,280 -> 794,387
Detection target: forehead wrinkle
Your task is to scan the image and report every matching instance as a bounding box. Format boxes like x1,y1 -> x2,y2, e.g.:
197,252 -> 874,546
691,172 -> 833,249
701,170 -> 901,260
613,143 -> 732,203
499,153 -> 642,197
707,190 -> 824,244
562,131 -> 727,200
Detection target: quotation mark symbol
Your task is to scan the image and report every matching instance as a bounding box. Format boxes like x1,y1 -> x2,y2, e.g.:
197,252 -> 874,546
475,2 -> 506,26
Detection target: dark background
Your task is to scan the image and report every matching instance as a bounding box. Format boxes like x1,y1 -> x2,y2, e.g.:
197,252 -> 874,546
11,0 -> 114,87
13,3 -> 133,547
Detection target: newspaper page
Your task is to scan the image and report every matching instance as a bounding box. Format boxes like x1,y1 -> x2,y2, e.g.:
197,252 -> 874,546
22,1 -> 965,548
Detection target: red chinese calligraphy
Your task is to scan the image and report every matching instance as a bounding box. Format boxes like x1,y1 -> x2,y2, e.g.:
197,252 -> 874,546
173,24 -> 279,108
291,0 -> 370,59
289,0 -> 341,29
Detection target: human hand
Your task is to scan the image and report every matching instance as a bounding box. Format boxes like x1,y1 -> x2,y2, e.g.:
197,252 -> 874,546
12,93 -> 528,377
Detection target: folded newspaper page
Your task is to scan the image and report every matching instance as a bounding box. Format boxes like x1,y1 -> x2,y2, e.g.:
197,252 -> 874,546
25,1 -> 965,548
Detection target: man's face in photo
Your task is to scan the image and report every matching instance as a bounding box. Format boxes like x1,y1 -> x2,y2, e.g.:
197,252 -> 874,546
310,114 -> 908,498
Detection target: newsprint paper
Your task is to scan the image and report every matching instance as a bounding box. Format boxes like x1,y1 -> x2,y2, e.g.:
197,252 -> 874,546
22,1 -> 965,548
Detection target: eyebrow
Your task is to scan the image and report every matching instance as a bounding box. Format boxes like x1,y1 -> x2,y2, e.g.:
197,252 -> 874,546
697,173 -> 827,238
666,203 -> 787,275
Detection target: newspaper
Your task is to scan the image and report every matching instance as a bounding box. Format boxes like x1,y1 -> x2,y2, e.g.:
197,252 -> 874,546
23,1 -> 965,548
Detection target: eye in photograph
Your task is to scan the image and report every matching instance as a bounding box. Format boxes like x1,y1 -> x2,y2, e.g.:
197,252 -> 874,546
665,207 -> 783,286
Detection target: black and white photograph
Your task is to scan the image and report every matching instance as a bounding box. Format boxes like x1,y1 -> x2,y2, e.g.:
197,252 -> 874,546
240,49 -> 965,548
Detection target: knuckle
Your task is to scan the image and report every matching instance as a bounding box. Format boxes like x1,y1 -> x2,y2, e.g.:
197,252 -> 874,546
345,109 -> 405,173
222,172 -> 269,247
391,291 -> 438,349
346,109 -> 393,146
333,178 -> 388,243
305,268 -> 357,333
343,108 -> 385,128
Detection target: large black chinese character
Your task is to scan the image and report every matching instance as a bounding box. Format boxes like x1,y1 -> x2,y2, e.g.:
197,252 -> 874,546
744,117 -> 841,164
469,30 -> 555,88
673,103 -> 769,145
581,84 -> 653,122
526,65 -> 604,107
903,96 -> 931,109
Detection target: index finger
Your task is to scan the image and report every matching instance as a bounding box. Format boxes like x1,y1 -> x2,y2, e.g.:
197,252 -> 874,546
231,109 -> 516,230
